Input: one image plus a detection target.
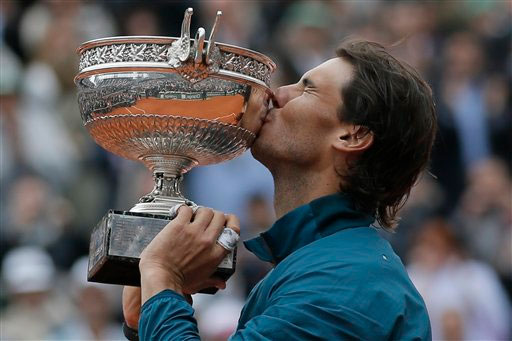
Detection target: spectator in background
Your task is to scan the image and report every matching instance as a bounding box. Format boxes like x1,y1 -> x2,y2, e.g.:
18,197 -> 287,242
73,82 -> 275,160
199,1 -> 264,49
454,157 -> 512,294
0,43 -> 24,260
0,246 -> 72,340
383,174 -> 445,259
187,152 -> 274,225
273,1 -> 334,82
238,194 -> 274,297
16,1 -> 80,187
49,257 -> 124,340
0,44 -> 23,186
0,1 -> 510,339
15,0 -> 119,236
407,218 -> 511,340
382,2 -> 438,77
4,174 -> 63,248
431,32 -> 490,211
2,173 -> 88,271
431,29 -> 511,212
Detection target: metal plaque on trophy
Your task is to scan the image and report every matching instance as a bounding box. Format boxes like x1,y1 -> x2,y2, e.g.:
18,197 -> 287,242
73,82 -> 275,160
75,8 -> 275,292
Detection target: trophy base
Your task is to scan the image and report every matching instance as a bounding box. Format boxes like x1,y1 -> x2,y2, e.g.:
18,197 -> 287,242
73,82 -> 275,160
88,210 -> 236,294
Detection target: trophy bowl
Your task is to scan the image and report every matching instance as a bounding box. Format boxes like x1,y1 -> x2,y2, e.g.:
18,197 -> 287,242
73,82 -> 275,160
75,8 -> 276,289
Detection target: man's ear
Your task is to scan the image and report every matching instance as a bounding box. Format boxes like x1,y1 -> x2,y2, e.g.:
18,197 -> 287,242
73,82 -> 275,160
332,124 -> 373,153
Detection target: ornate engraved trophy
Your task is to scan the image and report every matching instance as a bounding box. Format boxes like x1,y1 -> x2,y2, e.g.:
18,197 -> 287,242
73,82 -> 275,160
75,8 -> 275,291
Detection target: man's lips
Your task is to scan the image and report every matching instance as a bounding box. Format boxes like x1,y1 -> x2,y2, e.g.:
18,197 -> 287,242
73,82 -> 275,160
262,107 -> 275,123
257,91 -> 275,127
254,107 -> 275,139
262,96 -> 275,123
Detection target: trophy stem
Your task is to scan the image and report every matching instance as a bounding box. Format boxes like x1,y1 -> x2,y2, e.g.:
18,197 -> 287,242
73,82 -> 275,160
141,154 -> 198,177
130,154 -> 199,216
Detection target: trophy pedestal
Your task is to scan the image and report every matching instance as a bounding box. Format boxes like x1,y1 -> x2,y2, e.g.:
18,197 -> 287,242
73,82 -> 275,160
88,210 -> 236,294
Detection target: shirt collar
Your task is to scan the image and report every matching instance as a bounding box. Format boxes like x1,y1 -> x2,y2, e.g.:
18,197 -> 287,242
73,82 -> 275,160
244,193 -> 375,264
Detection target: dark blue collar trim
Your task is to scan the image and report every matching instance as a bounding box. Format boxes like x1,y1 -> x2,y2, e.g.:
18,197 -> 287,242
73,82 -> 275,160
244,193 -> 374,264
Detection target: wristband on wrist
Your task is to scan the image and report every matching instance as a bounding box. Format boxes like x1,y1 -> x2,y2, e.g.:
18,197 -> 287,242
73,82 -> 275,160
122,321 -> 139,341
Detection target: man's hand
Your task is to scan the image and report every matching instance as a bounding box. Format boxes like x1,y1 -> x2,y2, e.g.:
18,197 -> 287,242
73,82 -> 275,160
139,205 -> 240,304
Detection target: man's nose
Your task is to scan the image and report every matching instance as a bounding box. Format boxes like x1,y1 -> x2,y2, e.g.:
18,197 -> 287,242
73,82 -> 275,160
273,84 -> 301,108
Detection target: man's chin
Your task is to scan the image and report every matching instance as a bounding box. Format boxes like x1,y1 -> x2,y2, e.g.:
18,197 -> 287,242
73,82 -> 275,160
250,135 -> 276,170
249,136 -> 266,163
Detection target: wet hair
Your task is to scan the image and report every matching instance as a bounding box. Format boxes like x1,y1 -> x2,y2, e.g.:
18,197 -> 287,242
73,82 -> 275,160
336,40 -> 437,230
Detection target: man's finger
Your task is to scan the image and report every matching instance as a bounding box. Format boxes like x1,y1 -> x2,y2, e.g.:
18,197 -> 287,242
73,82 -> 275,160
225,214 -> 241,235
191,207 -> 214,229
214,280 -> 227,290
159,205 -> 193,236
183,276 -> 227,295
213,242 -> 230,260
198,277 -> 227,292
173,205 -> 194,224
204,210 -> 227,241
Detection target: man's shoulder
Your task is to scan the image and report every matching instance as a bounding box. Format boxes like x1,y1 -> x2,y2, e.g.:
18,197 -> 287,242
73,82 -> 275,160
259,226 -> 429,337
267,226 -> 428,320
277,226 -> 398,275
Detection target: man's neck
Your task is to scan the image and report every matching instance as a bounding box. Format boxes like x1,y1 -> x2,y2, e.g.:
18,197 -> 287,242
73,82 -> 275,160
272,168 -> 340,219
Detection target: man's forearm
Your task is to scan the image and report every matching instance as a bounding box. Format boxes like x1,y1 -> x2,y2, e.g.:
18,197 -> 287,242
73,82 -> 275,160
139,289 -> 200,340
140,266 -> 184,305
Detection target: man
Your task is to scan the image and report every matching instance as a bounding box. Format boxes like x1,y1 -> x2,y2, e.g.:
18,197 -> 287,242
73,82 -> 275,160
123,40 -> 436,340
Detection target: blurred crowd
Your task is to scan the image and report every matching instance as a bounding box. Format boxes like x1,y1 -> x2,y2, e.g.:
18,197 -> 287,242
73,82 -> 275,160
1,1 -> 510,340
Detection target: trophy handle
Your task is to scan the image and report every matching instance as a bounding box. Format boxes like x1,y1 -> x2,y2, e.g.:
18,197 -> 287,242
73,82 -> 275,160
206,11 -> 222,65
194,27 -> 206,65
168,8 -> 193,67
179,7 -> 193,62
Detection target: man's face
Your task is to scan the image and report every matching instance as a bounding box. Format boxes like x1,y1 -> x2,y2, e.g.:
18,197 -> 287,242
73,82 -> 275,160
252,58 -> 354,171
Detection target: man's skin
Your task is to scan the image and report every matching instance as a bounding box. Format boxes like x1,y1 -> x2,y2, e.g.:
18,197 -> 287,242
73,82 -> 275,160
123,57 -> 374,329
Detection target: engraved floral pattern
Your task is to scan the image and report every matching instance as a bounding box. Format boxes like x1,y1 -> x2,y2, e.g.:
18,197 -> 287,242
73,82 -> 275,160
130,44 -> 146,62
111,44 -> 126,62
221,52 -> 271,85
96,46 -> 109,64
86,114 -> 255,167
78,43 -> 273,85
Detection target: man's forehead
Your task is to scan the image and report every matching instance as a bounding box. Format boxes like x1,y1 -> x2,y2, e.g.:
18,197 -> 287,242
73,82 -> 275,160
304,58 -> 353,89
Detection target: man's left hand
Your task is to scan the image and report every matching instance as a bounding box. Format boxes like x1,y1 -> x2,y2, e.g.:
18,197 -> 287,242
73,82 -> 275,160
138,205 -> 240,304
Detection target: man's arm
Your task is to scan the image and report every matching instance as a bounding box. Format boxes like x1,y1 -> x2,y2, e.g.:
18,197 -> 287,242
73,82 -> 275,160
137,288 -> 385,340
137,275 -> 410,340
139,289 -> 200,340
122,205 -> 238,339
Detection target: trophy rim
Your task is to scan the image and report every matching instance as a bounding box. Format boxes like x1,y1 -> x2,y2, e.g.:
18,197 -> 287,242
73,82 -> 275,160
74,66 -> 273,91
77,35 -> 276,71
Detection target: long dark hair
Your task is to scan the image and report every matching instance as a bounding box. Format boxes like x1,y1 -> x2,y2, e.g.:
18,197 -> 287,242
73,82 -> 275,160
336,40 -> 437,230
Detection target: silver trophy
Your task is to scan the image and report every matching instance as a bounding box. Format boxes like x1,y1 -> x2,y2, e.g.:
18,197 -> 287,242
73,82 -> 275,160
75,8 -> 275,291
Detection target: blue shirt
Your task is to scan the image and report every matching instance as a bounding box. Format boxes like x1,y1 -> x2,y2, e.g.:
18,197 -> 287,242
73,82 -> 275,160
139,194 -> 431,340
